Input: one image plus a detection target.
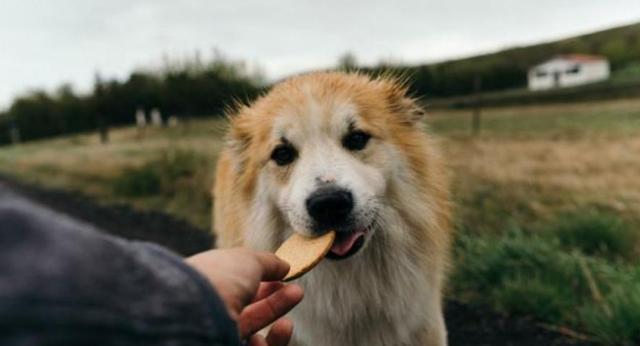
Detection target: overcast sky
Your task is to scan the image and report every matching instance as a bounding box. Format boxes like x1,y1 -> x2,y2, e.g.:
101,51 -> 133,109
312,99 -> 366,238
1,0 -> 640,109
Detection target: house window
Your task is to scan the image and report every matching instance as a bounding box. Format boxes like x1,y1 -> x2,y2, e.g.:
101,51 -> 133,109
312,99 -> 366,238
536,69 -> 547,77
566,65 -> 581,74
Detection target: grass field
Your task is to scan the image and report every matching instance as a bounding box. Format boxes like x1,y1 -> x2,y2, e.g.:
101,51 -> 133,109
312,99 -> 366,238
2,98 -> 640,344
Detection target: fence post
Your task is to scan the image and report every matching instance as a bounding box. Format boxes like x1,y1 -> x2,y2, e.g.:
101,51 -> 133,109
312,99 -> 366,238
135,108 -> 146,139
97,115 -> 109,144
472,75 -> 483,135
150,108 -> 163,127
9,121 -> 20,144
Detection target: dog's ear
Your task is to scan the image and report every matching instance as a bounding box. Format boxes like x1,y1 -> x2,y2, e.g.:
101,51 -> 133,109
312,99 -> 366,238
226,111 -> 253,173
224,111 -> 263,197
381,77 -> 426,126
394,96 -> 426,125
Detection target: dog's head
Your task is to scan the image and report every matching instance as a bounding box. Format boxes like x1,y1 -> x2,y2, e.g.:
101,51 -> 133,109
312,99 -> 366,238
227,72 -> 428,259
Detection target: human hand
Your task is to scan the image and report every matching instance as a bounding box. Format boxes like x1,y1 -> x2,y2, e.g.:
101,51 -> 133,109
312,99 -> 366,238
187,248 -> 303,346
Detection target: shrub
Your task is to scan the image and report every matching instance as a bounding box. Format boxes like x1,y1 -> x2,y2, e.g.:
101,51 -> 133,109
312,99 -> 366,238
548,211 -> 637,261
451,231 -> 640,344
110,148 -> 213,228
112,149 -> 206,197
580,282 -> 640,345
452,231 -> 591,324
112,166 -> 161,196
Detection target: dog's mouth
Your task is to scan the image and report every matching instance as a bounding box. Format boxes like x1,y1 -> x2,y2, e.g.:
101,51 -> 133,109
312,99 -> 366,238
326,228 -> 367,260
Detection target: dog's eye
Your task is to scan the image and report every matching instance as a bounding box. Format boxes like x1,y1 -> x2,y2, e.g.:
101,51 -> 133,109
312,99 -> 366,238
270,144 -> 297,166
342,130 -> 371,151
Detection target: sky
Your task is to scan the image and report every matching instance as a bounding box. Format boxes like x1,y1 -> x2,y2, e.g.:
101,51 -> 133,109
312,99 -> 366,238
1,0 -> 640,109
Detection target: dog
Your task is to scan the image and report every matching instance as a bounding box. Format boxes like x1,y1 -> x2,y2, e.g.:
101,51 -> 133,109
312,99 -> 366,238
213,72 -> 452,346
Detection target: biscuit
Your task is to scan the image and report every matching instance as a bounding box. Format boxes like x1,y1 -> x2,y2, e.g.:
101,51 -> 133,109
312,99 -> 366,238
275,231 -> 336,281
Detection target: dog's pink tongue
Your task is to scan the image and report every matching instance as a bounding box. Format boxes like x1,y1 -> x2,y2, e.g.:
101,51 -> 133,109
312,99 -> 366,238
330,231 -> 365,256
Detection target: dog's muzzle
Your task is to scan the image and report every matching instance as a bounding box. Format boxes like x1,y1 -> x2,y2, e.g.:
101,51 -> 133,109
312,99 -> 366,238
306,187 -> 353,230
305,186 -> 367,260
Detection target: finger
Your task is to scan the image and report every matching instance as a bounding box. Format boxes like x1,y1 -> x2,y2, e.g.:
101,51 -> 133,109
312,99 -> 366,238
266,318 -> 293,346
254,282 -> 284,302
253,252 -> 290,281
248,334 -> 268,346
239,284 -> 304,338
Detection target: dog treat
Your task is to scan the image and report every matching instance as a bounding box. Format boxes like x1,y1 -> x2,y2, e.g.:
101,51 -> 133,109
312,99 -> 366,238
275,231 -> 336,281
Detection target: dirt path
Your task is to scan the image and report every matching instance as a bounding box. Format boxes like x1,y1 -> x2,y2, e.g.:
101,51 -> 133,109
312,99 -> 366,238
0,176 -> 593,346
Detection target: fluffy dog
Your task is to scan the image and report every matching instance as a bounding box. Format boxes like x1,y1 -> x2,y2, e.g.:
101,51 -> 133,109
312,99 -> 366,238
213,72 -> 452,346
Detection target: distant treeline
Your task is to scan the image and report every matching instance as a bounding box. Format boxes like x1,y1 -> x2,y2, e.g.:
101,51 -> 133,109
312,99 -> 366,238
2,22 -> 640,145
0,54 -> 263,144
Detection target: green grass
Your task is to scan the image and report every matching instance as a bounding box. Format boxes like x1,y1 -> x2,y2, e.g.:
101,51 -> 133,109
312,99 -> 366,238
111,148 -> 214,227
452,178 -> 563,235
113,149 -> 206,196
613,62 -> 640,80
113,166 -> 162,196
427,98 -> 640,137
547,210 -> 638,261
450,167 -> 640,344
452,229 -> 640,344
581,285 -> 640,345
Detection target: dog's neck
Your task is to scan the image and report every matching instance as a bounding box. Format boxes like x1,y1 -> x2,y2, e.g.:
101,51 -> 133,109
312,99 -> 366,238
287,211 -> 436,346
244,198 -> 441,345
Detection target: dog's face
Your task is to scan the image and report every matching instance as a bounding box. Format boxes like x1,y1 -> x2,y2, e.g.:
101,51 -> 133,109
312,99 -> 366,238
229,73 -> 425,259
267,95 -> 391,259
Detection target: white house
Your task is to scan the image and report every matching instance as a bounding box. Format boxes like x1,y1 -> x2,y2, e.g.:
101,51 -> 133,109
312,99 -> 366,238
528,54 -> 610,91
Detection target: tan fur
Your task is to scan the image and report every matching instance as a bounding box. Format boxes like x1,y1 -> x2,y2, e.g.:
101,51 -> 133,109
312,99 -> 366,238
213,72 -> 452,345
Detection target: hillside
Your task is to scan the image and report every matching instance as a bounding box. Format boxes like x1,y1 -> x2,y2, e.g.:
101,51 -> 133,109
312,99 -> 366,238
366,21 -> 640,98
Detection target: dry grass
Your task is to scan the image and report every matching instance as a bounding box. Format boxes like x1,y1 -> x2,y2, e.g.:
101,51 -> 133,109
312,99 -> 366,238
0,118 -> 228,226
1,98 -> 639,231
425,98 -> 640,234
0,119 -> 227,192
446,135 -> 640,227
428,97 -> 640,137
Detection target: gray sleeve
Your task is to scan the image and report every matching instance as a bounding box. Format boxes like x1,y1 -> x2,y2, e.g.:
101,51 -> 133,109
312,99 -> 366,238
0,192 -> 241,346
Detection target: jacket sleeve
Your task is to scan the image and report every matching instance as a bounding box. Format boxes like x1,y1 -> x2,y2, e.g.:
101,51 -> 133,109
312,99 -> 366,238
0,191 -> 241,346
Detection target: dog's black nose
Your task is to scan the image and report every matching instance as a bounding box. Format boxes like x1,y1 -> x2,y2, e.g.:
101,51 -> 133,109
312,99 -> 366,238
306,188 -> 354,229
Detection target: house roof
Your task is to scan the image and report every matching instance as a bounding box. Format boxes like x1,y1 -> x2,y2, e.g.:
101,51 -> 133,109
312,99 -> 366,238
530,54 -> 608,70
556,54 -> 607,62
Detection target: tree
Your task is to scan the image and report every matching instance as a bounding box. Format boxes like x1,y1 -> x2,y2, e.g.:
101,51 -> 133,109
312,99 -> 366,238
92,73 -> 109,144
337,52 -> 358,71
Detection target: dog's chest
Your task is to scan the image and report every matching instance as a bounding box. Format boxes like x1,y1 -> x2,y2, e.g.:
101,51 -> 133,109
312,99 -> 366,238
288,253 -> 430,346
